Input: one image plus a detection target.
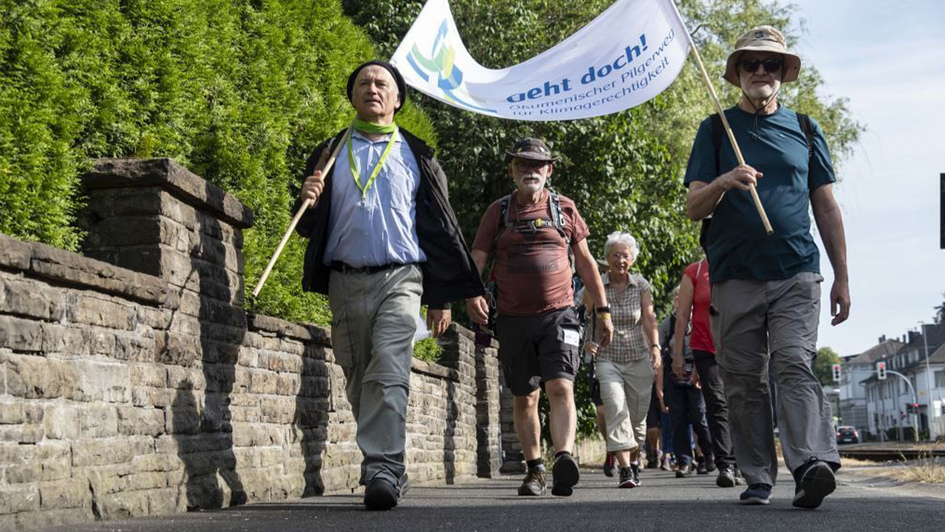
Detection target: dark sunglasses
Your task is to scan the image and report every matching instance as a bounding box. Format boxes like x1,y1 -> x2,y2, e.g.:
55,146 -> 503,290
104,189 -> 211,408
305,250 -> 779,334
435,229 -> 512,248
740,58 -> 783,74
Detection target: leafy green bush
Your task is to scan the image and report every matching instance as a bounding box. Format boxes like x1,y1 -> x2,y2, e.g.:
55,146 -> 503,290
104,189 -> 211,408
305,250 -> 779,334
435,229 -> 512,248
0,0 -> 436,326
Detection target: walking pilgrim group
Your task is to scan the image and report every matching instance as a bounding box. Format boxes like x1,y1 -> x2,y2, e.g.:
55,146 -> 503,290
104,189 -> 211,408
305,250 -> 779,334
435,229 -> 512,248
295,26 -> 849,511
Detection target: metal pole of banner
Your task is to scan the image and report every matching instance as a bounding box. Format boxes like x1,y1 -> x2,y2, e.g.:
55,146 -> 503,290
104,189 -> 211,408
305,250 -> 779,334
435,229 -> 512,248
251,122 -> 355,298
687,43 -> 775,236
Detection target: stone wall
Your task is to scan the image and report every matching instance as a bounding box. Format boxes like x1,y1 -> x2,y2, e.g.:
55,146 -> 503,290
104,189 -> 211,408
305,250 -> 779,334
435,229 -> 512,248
0,159 -> 502,531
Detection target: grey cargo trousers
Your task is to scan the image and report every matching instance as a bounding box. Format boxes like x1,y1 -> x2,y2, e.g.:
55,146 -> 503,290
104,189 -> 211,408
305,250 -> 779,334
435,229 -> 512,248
710,272 -> 840,487
328,264 -> 422,486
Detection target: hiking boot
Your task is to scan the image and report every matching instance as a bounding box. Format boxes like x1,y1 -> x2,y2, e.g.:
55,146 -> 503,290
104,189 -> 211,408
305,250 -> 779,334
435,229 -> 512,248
675,462 -> 693,478
645,450 -> 659,469
630,463 -> 641,487
364,475 -> 406,511
551,453 -> 580,496
734,467 -> 746,486
603,452 -> 616,478
739,483 -> 772,505
792,459 -> 837,509
716,465 -> 737,488
517,466 -> 546,496
618,466 -> 637,488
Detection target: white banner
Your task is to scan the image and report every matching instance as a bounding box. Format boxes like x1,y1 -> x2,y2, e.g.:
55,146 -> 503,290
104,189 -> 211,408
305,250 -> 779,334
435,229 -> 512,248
391,0 -> 692,121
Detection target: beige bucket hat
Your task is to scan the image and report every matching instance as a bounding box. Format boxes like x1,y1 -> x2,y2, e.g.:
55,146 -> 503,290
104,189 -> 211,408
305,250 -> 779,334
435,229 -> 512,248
723,25 -> 801,86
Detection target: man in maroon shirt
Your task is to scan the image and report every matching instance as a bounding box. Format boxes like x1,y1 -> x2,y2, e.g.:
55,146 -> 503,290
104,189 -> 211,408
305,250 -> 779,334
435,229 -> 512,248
467,137 -> 613,497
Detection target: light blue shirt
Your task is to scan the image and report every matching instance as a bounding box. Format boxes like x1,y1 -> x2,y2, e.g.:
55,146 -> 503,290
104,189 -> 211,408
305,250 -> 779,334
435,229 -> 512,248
323,129 -> 426,268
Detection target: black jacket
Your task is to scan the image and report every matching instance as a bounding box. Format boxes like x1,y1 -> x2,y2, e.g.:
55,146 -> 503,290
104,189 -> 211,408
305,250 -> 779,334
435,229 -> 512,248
294,127 -> 485,307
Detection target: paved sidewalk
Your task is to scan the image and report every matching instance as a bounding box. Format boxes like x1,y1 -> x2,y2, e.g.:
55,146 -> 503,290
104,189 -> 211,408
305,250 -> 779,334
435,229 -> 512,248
43,466 -> 944,532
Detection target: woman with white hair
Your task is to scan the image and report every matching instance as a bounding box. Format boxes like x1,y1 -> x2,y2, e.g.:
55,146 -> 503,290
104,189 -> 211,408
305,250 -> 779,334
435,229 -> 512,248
584,231 -> 661,488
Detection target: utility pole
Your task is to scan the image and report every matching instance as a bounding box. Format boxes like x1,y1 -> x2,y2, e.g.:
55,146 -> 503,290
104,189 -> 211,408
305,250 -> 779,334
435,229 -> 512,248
918,322 -> 936,441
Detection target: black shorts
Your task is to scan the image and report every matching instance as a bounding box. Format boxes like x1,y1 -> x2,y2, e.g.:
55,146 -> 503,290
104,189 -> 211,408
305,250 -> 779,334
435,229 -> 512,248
496,307 -> 582,396
646,383 -> 661,429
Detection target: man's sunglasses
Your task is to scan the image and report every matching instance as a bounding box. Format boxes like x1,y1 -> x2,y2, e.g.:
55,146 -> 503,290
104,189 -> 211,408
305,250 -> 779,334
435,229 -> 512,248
739,58 -> 783,74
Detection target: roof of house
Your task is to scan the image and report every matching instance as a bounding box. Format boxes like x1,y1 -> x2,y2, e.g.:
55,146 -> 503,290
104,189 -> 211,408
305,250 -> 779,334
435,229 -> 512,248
846,339 -> 904,365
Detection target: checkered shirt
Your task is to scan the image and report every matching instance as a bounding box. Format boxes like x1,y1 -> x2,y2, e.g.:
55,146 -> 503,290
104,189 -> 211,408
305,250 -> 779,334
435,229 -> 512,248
595,272 -> 652,363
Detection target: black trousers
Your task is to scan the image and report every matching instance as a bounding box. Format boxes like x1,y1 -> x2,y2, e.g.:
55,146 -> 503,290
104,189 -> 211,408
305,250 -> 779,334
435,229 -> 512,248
694,353 -> 735,470
663,365 -> 713,466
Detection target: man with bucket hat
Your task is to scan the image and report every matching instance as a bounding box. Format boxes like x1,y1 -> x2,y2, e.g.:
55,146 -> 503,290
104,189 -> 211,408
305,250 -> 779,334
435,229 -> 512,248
294,60 -> 484,510
467,137 -> 613,497
681,26 -> 850,508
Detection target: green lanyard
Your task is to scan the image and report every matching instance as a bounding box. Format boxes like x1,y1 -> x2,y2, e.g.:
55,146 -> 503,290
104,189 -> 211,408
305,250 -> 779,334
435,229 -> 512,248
348,118 -> 399,201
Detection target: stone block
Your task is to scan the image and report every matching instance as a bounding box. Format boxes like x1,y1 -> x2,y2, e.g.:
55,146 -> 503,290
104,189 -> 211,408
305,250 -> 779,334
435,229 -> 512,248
0,484 -> 40,514
166,406 -> 201,435
148,488 -> 187,516
40,479 -> 88,509
2,441 -> 71,483
8,508 -> 92,531
0,402 -> 43,425
0,277 -> 67,321
6,353 -> 76,399
131,364 -> 167,388
0,233 -> 32,270
133,453 -> 183,473
0,315 -> 44,352
68,294 -> 136,331
155,332 -> 200,367
117,406 -> 166,438
44,405 -> 81,440
167,366 -> 205,390
94,490 -> 149,520
69,359 -> 131,403
72,437 -> 133,468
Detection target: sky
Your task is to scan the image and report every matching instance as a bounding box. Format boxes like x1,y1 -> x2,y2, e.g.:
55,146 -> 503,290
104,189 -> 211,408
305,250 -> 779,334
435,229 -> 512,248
787,0 -> 945,356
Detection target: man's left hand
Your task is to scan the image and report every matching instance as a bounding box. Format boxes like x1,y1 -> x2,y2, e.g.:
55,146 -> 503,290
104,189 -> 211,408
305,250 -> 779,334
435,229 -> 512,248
427,309 -> 451,338
830,278 -> 850,326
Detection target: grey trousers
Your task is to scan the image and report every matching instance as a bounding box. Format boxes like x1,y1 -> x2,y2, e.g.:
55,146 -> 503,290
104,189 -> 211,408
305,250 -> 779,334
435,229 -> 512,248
328,264 -> 422,485
710,272 -> 840,487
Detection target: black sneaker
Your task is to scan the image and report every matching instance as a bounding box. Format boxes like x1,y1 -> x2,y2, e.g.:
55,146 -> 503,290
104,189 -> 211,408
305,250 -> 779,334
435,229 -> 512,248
792,460 -> 836,509
551,453 -> 580,496
630,463 -> 641,487
716,465 -> 736,488
696,459 -> 709,475
618,466 -> 636,488
675,462 -> 693,478
739,483 -> 772,505
364,477 -> 400,511
705,455 -> 717,473
518,466 -> 546,496
603,452 -> 616,478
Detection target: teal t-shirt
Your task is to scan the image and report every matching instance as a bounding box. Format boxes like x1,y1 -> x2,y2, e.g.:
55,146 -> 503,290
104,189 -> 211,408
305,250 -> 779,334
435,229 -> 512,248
683,105 -> 836,283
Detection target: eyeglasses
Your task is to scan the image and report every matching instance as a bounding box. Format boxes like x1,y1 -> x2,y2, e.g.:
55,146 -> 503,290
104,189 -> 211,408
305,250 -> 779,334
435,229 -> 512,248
739,58 -> 783,74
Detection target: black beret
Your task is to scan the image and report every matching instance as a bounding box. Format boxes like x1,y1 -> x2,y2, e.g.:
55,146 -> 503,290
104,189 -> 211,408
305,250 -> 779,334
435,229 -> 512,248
346,60 -> 407,112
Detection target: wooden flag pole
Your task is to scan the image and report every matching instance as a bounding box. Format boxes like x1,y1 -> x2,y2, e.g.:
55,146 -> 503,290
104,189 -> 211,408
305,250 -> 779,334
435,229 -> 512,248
688,43 -> 774,236
251,123 -> 354,298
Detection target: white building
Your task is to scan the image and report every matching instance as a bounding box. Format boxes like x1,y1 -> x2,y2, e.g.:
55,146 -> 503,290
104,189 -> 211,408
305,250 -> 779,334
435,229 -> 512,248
861,323 -> 945,441
839,338 -> 902,433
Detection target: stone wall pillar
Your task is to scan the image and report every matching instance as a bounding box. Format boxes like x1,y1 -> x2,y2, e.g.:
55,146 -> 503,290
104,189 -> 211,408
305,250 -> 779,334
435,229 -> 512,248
83,158 -> 255,508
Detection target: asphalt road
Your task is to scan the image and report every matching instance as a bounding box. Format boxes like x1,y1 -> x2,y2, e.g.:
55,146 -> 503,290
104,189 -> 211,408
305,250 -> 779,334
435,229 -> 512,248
43,466 -> 945,532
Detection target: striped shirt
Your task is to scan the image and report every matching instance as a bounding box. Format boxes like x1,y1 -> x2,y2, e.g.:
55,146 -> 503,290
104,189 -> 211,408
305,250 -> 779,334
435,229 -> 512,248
596,272 -> 652,363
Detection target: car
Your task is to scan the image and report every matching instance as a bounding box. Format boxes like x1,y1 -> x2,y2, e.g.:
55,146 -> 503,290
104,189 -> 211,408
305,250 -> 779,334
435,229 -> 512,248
836,425 -> 859,444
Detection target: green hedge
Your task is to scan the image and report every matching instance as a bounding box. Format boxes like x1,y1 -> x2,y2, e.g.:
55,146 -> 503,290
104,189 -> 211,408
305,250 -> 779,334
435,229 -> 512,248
0,0 -> 436,325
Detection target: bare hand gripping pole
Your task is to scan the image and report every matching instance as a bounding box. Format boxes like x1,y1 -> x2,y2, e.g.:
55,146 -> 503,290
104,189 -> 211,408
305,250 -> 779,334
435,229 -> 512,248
688,43 -> 774,236
251,123 -> 354,298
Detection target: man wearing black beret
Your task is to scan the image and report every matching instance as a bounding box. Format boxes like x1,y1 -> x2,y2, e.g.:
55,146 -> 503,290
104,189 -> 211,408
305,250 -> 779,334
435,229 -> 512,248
294,60 -> 484,510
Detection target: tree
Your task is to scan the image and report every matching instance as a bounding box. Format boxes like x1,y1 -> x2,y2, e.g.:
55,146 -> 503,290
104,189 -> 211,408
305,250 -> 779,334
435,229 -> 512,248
814,347 -> 842,386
